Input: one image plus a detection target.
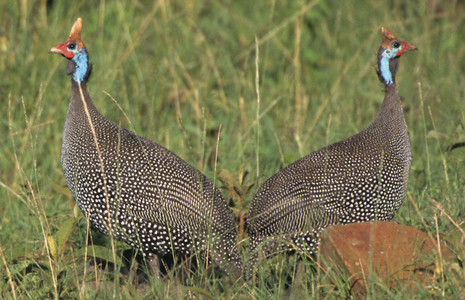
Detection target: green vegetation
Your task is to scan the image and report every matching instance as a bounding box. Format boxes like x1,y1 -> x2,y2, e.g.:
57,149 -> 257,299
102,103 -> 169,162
1,0 -> 464,298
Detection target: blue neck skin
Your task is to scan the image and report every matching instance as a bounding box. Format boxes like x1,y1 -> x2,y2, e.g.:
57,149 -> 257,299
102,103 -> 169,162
71,48 -> 89,83
379,50 -> 394,86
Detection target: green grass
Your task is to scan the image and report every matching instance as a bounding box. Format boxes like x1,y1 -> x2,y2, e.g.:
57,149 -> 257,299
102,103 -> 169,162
1,0 -> 464,298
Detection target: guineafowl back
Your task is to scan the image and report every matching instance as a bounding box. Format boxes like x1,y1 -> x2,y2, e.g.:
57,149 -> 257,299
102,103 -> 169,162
247,86 -> 411,246
62,79 -> 240,275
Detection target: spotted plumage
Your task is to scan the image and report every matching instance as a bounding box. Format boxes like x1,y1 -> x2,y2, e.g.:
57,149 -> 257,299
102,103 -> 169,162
51,18 -> 242,279
246,27 -> 417,276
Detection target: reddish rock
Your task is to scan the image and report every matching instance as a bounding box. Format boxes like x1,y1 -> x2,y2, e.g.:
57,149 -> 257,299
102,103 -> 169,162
319,222 -> 454,297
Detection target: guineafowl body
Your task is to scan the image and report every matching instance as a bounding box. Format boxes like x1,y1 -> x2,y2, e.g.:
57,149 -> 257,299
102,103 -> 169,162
51,18 -> 242,279
246,28 -> 417,273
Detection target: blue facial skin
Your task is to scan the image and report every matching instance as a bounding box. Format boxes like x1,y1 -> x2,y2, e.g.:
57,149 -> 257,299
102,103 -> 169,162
379,47 -> 401,86
68,45 -> 89,83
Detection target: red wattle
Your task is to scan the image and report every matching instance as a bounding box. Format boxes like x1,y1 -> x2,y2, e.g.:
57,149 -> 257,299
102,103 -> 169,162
64,51 -> 75,58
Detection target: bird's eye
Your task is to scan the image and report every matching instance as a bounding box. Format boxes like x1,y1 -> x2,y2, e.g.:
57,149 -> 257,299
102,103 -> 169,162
68,42 -> 77,50
392,41 -> 400,48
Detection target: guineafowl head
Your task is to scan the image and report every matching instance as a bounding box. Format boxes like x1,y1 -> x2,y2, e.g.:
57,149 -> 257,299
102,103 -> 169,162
50,18 -> 91,83
377,27 -> 417,86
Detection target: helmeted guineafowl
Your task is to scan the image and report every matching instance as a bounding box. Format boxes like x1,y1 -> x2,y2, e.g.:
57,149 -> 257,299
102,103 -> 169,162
246,27 -> 417,276
50,18 -> 242,279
